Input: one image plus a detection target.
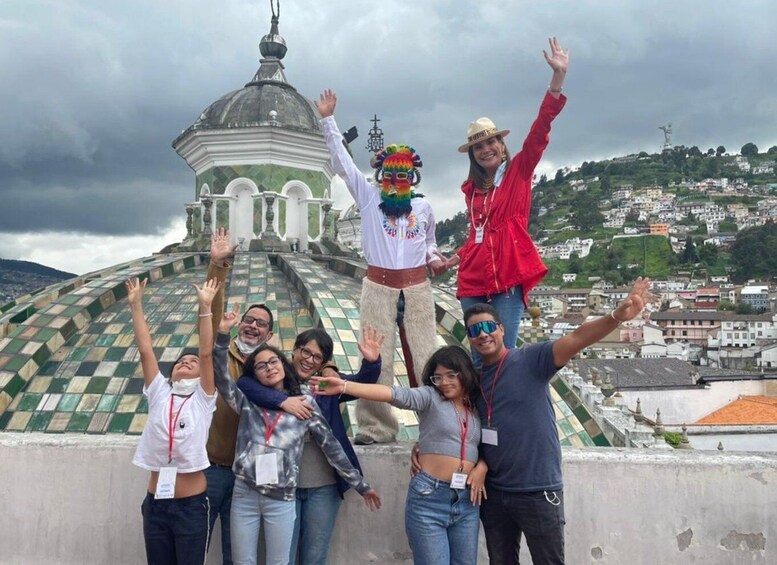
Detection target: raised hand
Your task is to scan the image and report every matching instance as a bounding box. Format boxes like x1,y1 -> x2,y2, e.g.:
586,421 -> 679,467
315,89 -> 337,118
543,36 -> 569,75
361,489 -> 382,511
193,278 -> 220,308
219,303 -> 242,334
125,277 -> 147,307
357,325 -> 385,363
211,227 -> 238,265
613,277 -> 655,322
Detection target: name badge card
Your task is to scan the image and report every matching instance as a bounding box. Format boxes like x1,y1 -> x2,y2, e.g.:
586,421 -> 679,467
475,226 -> 484,244
450,472 -> 468,490
255,444 -> 285,486
481,426 -> 498,446
155,466 -> 177,499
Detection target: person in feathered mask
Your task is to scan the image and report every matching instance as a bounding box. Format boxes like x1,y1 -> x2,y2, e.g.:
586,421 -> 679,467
317,88 -> 442,444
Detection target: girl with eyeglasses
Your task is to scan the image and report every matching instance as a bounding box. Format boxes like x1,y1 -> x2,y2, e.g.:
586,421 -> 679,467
235,326 -> 384,565
127,277 -> 219,565
213,307 -> 381,565
312,346 -> 487,565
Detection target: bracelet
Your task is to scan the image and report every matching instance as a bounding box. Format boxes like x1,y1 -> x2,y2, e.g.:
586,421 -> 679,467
548,86 -> 563,93
199,313 -> 213,318
342,381 -> 348,395
609,311 -> 623,324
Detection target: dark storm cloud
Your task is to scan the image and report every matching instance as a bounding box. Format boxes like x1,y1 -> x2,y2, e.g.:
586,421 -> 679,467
1,0 -> 776,237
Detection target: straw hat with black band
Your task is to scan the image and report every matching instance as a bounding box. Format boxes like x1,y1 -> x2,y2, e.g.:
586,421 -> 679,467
458,118 -> 510,153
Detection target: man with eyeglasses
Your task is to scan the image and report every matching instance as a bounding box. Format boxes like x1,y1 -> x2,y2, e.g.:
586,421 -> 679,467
318,89 -> 442,445
202,229 -> 313,564
465,278 -> 654,565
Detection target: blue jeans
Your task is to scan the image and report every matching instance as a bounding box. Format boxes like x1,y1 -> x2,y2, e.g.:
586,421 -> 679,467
231,478 -> 296,565
404,471 -> 480,565
460,285 -> 524,367
289,484 -> 343,565
141,491 -> 210,565
204,464 -> 235,565
480,488 -> 565,565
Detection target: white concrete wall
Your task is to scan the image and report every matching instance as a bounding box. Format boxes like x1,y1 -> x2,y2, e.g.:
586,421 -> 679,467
1,435 -> 776,564
618,379 -> 768,425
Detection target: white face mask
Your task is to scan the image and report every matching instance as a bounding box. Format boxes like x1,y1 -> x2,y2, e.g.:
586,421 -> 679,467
236,337 -> 263,357
171,377 -> 200,396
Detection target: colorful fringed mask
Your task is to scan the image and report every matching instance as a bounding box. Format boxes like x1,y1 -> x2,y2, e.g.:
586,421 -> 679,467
372,144 -> 422,218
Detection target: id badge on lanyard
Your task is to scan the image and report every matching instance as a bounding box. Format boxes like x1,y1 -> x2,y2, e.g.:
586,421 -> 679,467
155,466 -> 177,499
474,226 -> 484,244
255,445 -> 285,485
481,426 -> 499,446
256,409 -> 285,486
155,394 -> 191,499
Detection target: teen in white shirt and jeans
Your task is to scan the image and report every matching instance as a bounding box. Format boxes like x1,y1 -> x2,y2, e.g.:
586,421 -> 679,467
128,277 -> 219,565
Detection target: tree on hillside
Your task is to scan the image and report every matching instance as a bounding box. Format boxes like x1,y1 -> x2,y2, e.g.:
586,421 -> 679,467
680,236 -> 698,264
706,148 -> 715,156
768,146 -> 777,156
730,221 -> 777,282
741,142 -> 758,156
568,253 -> 581,274
701,156 -> 720,178
716,146 -> 726,156
570,191 -> 604,230
600,174 -> 612,195
688,146 -> 702,158
698,243 -> 719,266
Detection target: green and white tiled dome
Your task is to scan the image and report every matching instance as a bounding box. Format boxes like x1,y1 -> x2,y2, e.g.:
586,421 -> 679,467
0,252 -> 607,447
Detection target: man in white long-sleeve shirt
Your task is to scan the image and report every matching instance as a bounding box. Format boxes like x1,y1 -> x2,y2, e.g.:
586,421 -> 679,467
317,88 -> 442,444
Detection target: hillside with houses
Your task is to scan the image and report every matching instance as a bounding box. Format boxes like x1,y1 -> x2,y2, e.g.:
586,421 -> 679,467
435,144 -> 777,375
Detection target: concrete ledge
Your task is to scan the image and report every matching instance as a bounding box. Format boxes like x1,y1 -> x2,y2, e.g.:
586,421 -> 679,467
1,435 -> 775,564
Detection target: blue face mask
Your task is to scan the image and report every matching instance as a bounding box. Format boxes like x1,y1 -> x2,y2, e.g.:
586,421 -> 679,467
466,320 -> 499,338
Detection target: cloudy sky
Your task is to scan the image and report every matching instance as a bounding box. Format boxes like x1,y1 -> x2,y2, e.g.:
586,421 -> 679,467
1,0 -> 776,274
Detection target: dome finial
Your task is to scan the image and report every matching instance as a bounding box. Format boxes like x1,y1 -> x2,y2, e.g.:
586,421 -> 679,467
260,0 -> 287,60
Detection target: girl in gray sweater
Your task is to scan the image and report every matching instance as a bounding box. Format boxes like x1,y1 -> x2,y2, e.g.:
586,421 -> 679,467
214,308 -> 380,565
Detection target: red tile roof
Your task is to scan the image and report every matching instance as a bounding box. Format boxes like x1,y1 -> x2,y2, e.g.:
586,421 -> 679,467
696,396 -> 777,425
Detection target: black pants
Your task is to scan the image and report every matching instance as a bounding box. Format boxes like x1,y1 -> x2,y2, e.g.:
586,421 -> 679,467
141,491 -> 210,565
480,488 -> 565,565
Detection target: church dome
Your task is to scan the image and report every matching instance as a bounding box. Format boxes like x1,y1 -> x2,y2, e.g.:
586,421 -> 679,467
191,82 -> 319,134
181,12 -> 319,137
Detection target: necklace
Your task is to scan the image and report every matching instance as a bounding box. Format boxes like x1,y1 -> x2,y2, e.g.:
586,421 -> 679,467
480,177 -> 494,191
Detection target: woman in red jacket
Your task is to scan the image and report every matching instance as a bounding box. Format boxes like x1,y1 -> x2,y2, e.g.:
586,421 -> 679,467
434,37 -> 569,360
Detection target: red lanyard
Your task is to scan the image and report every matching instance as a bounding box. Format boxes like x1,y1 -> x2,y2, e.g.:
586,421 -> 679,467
452,403 -> 470,470
263,409 -> 284,446
479,350 -> 509,427
167,395 -> 192,464
468,187 -> 496,230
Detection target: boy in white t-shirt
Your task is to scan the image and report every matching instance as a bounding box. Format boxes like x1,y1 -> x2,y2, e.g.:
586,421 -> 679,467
127,276 -> 219,565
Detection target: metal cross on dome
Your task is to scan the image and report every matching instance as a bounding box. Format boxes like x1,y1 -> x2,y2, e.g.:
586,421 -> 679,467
366,114 -> 384,153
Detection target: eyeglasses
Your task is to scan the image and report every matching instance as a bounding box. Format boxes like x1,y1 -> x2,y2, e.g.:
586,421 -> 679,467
466,320 -> 499,338
242,315 -> 271,329
297,346 -> 324,365
254,356 -> 282,374
430,372 -> 460,386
